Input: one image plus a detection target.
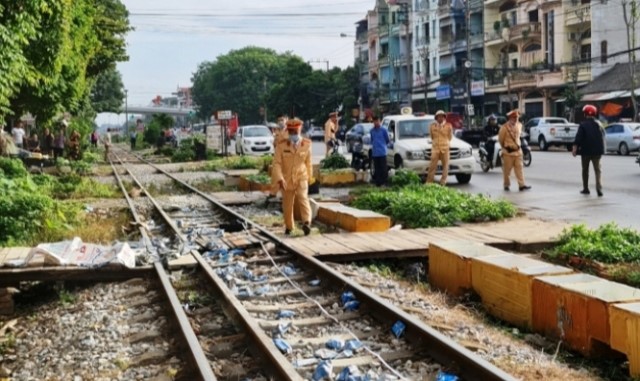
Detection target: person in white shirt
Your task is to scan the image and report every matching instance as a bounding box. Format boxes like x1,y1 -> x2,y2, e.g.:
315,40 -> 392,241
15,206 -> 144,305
102,128 -> 112,162
11,122 -> 26,148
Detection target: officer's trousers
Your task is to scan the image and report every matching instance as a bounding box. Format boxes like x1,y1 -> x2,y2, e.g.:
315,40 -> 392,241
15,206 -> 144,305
427,149 -> 450,185
581,155 -> 602,191
283,181 -> 311,230
502,154 -> 525,187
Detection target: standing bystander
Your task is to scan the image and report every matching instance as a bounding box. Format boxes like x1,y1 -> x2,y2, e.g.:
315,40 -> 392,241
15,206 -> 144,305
369,116 -> 389,186
324,112 -> 338,157
11,122 -> 26,149
426,110 -> 453,185
102,128 -> 112,162
572,104 -> 605,197
499,110 -> 531,191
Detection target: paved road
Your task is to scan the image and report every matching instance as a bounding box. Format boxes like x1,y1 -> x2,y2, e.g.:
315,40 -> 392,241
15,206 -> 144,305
310,141 -> 640,230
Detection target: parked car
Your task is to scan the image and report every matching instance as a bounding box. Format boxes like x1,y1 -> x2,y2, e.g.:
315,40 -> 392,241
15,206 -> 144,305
345,123 -> 374,153
235,125 -> 274,156
525,117 -> 579,151
605,122 -> 640,155
306,126 -> 325,141
369,114 -> 475,184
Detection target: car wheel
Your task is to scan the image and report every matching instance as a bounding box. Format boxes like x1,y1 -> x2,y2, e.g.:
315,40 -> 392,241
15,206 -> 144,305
455,174 -> 472,184
394,154 -> 403,169
523,151 -> 532,167
539,136 -> 549,151
620,142 -> 630,156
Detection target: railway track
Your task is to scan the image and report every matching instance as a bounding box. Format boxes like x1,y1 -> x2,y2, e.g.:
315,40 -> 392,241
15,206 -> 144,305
108,148 -> 517,380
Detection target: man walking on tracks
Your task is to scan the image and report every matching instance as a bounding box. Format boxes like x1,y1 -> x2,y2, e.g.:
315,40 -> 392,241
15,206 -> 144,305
426,110 -> 452,185
499,110 -> 531,191
272,118 -> 312,236
573,104 -> 605,197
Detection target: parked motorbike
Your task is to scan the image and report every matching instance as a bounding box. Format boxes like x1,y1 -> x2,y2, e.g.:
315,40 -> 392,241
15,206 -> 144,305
636,154 -> 640,167
478,133 -> 532,172
350,142 -> 369,171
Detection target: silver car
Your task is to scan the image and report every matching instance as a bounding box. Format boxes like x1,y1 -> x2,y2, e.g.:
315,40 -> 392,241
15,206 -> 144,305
604,123 -> 640,155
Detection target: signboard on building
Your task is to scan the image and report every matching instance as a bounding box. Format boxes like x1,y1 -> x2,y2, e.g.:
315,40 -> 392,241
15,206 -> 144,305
436,85 -> 451,100
217,110 -> 232,120
206,124 -> 223,152
471,80 -> 485,96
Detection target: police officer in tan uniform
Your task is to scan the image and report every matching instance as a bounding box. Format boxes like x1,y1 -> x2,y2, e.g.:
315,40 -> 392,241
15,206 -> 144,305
273,114 -> 289,148
426,110 -> 453,185
324,111 -> 338,157
498,110 -> 531,191
273,118 -> 312,236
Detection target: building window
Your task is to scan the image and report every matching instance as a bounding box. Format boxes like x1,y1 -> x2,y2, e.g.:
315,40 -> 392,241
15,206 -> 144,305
427,58 -> 431,75
601,41 -> 608,63
581,44 -> 591,61
433,22 -> 436,37
416,60 -> 421,74
528,10 -> 539,23
392,12 -> 396,24
433,60 -> 437,76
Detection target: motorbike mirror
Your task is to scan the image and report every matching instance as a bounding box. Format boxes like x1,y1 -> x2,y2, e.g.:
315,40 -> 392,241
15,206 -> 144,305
388,132 -> 394,141
362,135 -> 371,145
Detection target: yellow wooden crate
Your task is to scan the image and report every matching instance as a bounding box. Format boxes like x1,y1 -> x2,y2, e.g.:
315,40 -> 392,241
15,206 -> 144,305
316,203 -> 389,232
533,274 -> 640,356
610,302 -> 640,375
336,208 -> 390,232
319,170 -> 356,186
471,254 -> 572,329
429,241 -> 506,297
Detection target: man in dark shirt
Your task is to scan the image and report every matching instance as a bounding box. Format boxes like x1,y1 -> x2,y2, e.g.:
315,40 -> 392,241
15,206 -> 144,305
483,115 -> 500,162
572,104 -> 605,197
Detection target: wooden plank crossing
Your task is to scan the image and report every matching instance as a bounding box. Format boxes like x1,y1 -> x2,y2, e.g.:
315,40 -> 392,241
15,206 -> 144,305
210,191 -> 267,206
284,217 -> 569,261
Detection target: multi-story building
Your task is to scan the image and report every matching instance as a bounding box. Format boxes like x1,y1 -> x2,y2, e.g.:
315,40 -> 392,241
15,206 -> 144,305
411,0 -> 439,112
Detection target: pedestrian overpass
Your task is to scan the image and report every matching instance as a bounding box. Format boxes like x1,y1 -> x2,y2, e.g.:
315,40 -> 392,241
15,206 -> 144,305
126,105 -> 195,117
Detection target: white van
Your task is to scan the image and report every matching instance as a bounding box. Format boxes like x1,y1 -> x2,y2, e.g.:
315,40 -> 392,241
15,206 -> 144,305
366,113 -> 475,184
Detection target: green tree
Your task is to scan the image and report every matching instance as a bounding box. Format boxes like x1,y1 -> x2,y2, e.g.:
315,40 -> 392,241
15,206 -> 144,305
144,114 -> 174,145
0,0 -> 47,123
91,67 -> 125,113
0,0 -> 131,126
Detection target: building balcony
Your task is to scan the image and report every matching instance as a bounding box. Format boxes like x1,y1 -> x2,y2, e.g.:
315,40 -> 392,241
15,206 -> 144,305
484,31 -> 504,46
508,22 -> 541,41
509,72 -> 536,87
439,40 -> 452,53
563,65 -> 592,83
439,67 -> 456,77
450,39 -> 467,52
469,0 -> 483,10
378,54 -> 389,66
565,3 -> 591,26
484,0 -> 504,8
416,0 -> 430,12
520,50 -> 544,68
470,33 -> 484,47
486,70 -> 507,88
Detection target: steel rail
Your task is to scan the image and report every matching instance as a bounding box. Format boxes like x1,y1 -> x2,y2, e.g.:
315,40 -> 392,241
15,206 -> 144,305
110,152 -> 217,381
125,150 -> 518,381
108,158 -> 154,252
153,262 -> 217,381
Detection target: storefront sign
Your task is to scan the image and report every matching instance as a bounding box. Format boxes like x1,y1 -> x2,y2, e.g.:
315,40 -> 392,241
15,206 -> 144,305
436,85 -> 451,100
471,80 -> 485,96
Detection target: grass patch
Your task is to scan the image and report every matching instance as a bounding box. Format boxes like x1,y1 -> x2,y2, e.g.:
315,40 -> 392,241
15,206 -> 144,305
192,178 -> 233,193
57,288 -> 76,306
60,208 -> 132,244
203,156 -> 269,171
351,184 -> 516,228
320,155 -> 350,170
246,173 -> 271,184
546,223 -> 640,288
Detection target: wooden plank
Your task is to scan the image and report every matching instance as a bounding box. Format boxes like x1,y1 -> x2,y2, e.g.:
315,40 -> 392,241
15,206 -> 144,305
0,247 -> 32,267
462,217 -> 568,250
0,266 -> 155,286
242,298 -> 335,312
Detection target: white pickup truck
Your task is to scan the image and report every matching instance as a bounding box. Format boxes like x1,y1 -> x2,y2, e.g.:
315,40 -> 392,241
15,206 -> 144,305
364,113 -> 475,184
525,117 -> 579,151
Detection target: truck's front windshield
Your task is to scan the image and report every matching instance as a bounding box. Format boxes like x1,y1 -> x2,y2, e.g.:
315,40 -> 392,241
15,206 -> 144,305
398,119 -> 433,139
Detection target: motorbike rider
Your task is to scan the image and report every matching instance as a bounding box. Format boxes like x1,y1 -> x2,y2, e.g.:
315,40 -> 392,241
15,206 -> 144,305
483,115 -> 500,163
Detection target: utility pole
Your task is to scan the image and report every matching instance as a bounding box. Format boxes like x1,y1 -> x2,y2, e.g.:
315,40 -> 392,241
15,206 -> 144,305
402,3 -> 411,108
465,0 -> 472,128
124,89 -> 129,135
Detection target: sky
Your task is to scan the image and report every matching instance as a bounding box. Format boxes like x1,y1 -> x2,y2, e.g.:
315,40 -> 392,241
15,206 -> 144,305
97,0 -> 373,125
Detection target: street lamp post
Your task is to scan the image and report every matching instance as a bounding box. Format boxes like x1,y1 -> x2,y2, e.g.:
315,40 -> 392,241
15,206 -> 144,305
124,89 -> 129,134
263,78 -> 268,125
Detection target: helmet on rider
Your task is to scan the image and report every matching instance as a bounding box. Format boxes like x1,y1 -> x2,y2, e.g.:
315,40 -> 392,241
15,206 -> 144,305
582,104 -> 597,117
